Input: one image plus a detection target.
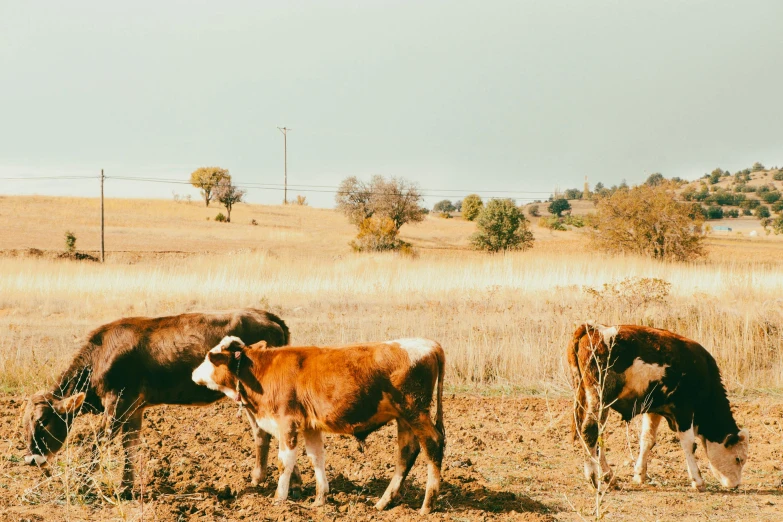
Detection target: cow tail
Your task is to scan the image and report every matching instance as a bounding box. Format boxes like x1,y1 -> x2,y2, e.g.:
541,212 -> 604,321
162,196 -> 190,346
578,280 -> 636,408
569,324 -> 589,442
265,311 -> 291,346
434,343 -> 446,441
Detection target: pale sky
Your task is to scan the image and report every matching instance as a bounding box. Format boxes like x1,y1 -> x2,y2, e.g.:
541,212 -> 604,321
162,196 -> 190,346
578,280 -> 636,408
1,1 -> 782,208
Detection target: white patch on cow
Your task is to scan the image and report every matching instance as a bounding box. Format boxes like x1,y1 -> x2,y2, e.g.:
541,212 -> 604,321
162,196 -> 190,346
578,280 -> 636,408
256,416 -> 280,438
619,358 -> 669,398
704,429 -> 748,488
597,325 -> 619,345
386,338 -> 438,365
24,454 -> 47,466
210,335 -> 244,353
677,427 -> 705,490
191,358 -> 238,400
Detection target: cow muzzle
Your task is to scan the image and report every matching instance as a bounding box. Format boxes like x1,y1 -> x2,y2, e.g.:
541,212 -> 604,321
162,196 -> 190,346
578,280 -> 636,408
24,454 -> 48,466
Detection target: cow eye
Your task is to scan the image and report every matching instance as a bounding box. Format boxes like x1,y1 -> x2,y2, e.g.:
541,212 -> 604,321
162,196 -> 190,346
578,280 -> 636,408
735,457 -> 741,464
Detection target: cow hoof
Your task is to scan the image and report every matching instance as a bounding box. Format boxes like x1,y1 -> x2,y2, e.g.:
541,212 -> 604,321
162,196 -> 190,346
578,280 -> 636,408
250,468 -> 266,487
419,505 -> 433,515
374,498 -> 391,511
692,481 -> 706,492
313,497 -> 326,507
632,474 -> 646,485
273,497 -> 286,506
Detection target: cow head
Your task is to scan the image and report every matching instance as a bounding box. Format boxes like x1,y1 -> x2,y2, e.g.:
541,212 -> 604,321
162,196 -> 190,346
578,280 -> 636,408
22,391 -> 85,468
192,336 -> 249,400
704,429 -> 749,488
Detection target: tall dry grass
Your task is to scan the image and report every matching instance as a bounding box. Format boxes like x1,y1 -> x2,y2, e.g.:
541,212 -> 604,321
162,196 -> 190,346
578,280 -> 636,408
2,247 -> 782,395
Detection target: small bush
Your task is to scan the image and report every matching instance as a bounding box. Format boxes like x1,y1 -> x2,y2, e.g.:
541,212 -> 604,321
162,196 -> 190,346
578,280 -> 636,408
538,216 -> 567,231
706,206 -> 724,220
64,231 -> 76,253
563,214 -> 585,228
752,161 -> 765,172
528,204 -> 540,217
771,200 -> 783,213
462,194 -> 483,221
773,170 -> 783,181
250,219 -> 258,226
756,205 -> 771,218
742,208 -> 752,216
350,216 -> 406,252
725,209 -> 739,218
761,191 -> 781,204
295,195 -> 308,206
215,213 -> 227,222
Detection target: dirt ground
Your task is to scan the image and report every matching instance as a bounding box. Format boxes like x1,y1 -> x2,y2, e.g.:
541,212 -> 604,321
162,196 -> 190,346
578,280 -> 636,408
2,394 -> 782,521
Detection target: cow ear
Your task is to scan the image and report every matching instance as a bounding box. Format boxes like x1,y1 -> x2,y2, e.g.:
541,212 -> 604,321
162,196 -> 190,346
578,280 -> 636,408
737,429 -> 749,442
53,392 -> 86,415
724,431 -> 748,447
253,340 -> 268,350
208,351 -> 231,366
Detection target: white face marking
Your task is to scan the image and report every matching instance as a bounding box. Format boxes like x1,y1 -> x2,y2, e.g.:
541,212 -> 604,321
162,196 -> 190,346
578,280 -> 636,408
386,338 -> 438,365
24,454 -> 47,466
211,335 -> 244,353
192,358 -> 238,400
597,325 -> 619,345
618,358 -> 668,399
256,416 -> 280,438
704,430 -> 748,488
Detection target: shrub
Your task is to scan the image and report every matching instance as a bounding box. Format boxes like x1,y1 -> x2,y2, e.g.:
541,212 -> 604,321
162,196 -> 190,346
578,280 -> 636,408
462,194 -> 483,221
294,195 -> 308,206
471,199 -> 534,252
528,204 -> 540,217
563,214 -> 585,228
64,231 -> 76,253
762,215 -> 783,235
708,169 -> 723,184
688,203 -> 708,221
752,161 -> 765,172
761,191 -> 781,204
756,205 -> 771,218
563,188 -> 583,199
215,213 -> 227,222
350,216 -> 408,252
548,198 -> 571,217
725,209 -> 739,218
741,199 -> 760,210
538,216 -> 567,231
592,183 -> 704,261
742,208 -> 752,216
773,170 -> 783,181
772,200 -> 783,213
645,173 -> 665,186
250,219 -> 258,226
706,206 -> 724,220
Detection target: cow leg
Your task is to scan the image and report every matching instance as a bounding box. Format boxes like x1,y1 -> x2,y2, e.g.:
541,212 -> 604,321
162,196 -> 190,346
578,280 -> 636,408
87,393 -> 121,475
119,408 -> 144,499
408,413 -> 445,515
376,420 -> 420,511
580,385 -> 603,488
677,426 -> 705,491
304,430 -> 329,506
273,426 -> 299,504
243,409 -> 271,486
633,413 -> 662,484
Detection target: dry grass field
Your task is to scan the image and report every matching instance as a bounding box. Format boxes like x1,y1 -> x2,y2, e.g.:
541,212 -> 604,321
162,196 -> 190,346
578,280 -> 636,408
1,195 -> 783,521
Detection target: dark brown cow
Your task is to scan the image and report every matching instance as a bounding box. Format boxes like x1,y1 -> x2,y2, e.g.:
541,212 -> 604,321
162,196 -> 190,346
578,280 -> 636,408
192,336 -> 446,514
23,309 -> 291,496
568,322 -> 749,491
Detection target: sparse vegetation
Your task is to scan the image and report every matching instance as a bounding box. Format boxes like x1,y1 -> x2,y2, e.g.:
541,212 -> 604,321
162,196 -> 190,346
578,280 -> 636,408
471,199 -> 534,252
592,183 -> 704,261
214,212 -> 227,222
527,204 -> 540,217
336,175 -> 425,251
295,195 -> 308,206
64,231 -> 76,253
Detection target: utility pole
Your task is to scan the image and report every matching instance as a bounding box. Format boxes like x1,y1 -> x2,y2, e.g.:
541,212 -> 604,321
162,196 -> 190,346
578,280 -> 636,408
277,127 -> 291,204
100,169 -> 105,263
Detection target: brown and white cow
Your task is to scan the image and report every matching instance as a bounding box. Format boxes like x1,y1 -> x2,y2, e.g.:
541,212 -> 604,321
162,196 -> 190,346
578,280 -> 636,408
23,309 -> 293,496
568,323 -> 748,491
192,336 -> 446,514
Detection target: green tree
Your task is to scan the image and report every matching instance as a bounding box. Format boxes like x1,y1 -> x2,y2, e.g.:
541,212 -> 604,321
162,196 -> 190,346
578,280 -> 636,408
471,199 -> 534,252
190,167 -> 230,207
548,198 -> 571,217
708,169 -> 723,185
756,205 -> 771,218
592,183 -> 704,261
645,172 -> 665,186
462,194 -> 484,221
433,200 -> 456,214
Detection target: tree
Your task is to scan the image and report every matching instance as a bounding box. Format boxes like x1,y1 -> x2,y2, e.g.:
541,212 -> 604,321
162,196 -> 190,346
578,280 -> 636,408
563,188 -> 583,200
548,198 -> 571,217
755,205 -> 771,218
471,199 -> 534,252
594,182 -> 605,192
433,200 -> 456,214
752,162 -> 765,172
762,215 -> 783,235
214,178 -> 246,222
335,175 -> 426,251
453,200 -> 463,212
591,183 -> 704,261
645,173 -> 665,186
462,194 -> 483,221
708,169 -> 723,185
190,167 -> 230,207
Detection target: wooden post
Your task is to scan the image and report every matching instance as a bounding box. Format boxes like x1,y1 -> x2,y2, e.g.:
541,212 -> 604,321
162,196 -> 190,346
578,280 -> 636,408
100,169 -> 105,263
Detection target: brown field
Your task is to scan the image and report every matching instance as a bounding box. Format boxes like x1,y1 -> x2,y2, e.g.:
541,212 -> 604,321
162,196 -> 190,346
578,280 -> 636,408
1,195 -> 783,520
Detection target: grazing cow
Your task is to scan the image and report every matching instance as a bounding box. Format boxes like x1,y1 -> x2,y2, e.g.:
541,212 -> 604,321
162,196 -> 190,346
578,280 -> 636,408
568,323 -> 749,491
192,336 -> 446,514
23,309 -> 292,496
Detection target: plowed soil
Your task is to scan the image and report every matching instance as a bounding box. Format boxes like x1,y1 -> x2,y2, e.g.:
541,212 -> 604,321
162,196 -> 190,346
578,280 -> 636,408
1,394 -> 782,521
